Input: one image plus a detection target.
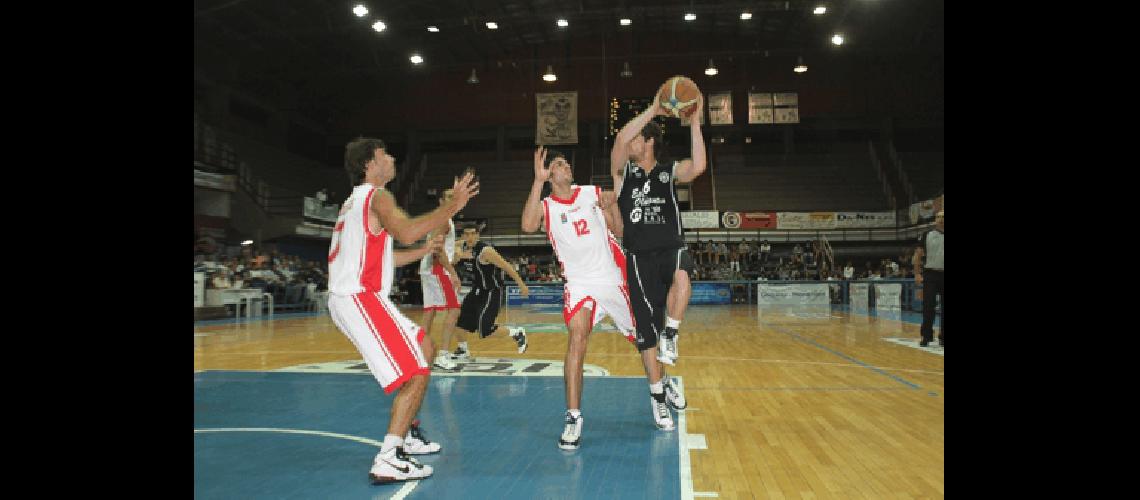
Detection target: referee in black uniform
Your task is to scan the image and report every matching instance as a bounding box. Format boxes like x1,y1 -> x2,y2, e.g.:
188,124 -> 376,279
609,91 -> 707,371
913,210 -> 944,347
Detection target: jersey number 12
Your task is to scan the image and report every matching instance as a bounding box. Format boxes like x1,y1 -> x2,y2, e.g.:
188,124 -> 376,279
573,219 -> 590,237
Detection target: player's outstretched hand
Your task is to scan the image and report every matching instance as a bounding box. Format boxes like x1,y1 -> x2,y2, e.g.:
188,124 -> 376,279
534,146 -> 551,183
520,284 -> 530,298
451,171 -> 480,211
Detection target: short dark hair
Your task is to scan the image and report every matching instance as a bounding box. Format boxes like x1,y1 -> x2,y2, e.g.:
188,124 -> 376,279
639,121 -> 666,160
344,137 -> 387,186
460,222 -> 481,233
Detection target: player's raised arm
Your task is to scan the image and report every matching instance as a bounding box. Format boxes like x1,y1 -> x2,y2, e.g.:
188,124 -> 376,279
521,146 -> 550,233
375,172 -> 479,244
611,93 -> 666,189
480,246 -> 529,298
674,95 -> 707,183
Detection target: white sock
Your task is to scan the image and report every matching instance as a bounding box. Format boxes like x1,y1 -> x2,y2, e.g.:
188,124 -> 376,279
438,350 -> 449,357
649,380 -> 664,394
665,317 -> 681,329
567,408 -> 581,419
381,434 -> 404,454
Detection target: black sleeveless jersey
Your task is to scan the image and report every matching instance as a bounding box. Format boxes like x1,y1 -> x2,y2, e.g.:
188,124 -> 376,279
456,253 -> 476,286
617,160 -> 684,252
469,241 -> 503,290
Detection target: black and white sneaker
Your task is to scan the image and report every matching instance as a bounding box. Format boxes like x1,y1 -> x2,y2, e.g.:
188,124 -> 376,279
403,423 -> 441,455
369,447 -> 433,484
650,391 -> 675,431
664,378 -> 687,411
509,327 -> 528,354
452,346 -> 470,361
558,411 -> 583,450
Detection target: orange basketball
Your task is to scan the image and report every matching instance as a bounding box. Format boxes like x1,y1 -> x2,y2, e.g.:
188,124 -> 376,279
657,76 -> 702,118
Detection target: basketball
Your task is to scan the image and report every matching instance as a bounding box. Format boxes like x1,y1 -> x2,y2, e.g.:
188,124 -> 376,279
657,76 -> 702,118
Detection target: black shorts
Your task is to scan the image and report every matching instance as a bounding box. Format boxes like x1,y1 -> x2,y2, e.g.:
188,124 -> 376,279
457,287 -> 501,338
626,246 -> 694,351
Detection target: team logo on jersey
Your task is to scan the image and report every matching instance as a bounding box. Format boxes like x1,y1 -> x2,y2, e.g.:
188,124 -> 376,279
630,207 -> 643,223
641,181 -> 652,195
633,167 -> 643,178
659,171 -> 671,183
560,213 -> 568,224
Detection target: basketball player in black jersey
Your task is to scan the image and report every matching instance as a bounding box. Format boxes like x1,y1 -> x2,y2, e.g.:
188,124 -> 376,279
444,223 -> 529,364
610,92 -> 706,387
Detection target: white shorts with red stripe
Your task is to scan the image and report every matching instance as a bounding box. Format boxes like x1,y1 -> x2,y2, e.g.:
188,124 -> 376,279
328,290 -> 430,393
421,264 -> 460,310
562,281 -> 636,344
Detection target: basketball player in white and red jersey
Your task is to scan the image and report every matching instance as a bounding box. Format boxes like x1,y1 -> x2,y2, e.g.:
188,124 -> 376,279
418,189 -> 464,370
521,145 -> 685,451
328,137 -> 478,484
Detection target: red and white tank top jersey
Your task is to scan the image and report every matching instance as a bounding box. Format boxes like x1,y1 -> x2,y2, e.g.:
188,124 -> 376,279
543,185 -> 625,286
328,183 -> 394,296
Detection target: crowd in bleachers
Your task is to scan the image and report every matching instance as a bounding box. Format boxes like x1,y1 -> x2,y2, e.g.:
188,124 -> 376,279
195,237 -> 329,310
687,239 -> 914,282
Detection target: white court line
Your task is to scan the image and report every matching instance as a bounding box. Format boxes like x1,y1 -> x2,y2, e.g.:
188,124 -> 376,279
389,481 -> 418,500
193,427 -> 420,499
677,376 -> 695,500
687,434 -> 708,450
693,493 -> 719,498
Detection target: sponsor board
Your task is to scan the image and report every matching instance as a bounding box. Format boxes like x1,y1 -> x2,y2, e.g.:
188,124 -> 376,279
757,283 -> 829,305
507,285 -> 564,306
691,282 -> 732,305
681,211 -> 720,229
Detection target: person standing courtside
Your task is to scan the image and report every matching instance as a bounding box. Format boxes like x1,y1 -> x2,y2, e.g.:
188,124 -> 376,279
913,210 -> 945,347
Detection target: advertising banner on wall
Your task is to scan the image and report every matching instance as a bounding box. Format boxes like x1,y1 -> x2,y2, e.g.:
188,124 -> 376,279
691,282 -> 733,305
849,283 -> 870,309
303,197 -> 339,224
757,283 -> 829,306
681,211 -> 721,229
835,211 -> 897,228
507,285 -> 565,306
874,283 -> 902,308
777,212 -> 837,229
194,272 -> 205,308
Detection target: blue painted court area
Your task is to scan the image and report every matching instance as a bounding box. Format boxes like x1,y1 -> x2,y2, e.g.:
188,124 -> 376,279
195,371 -> 680,500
